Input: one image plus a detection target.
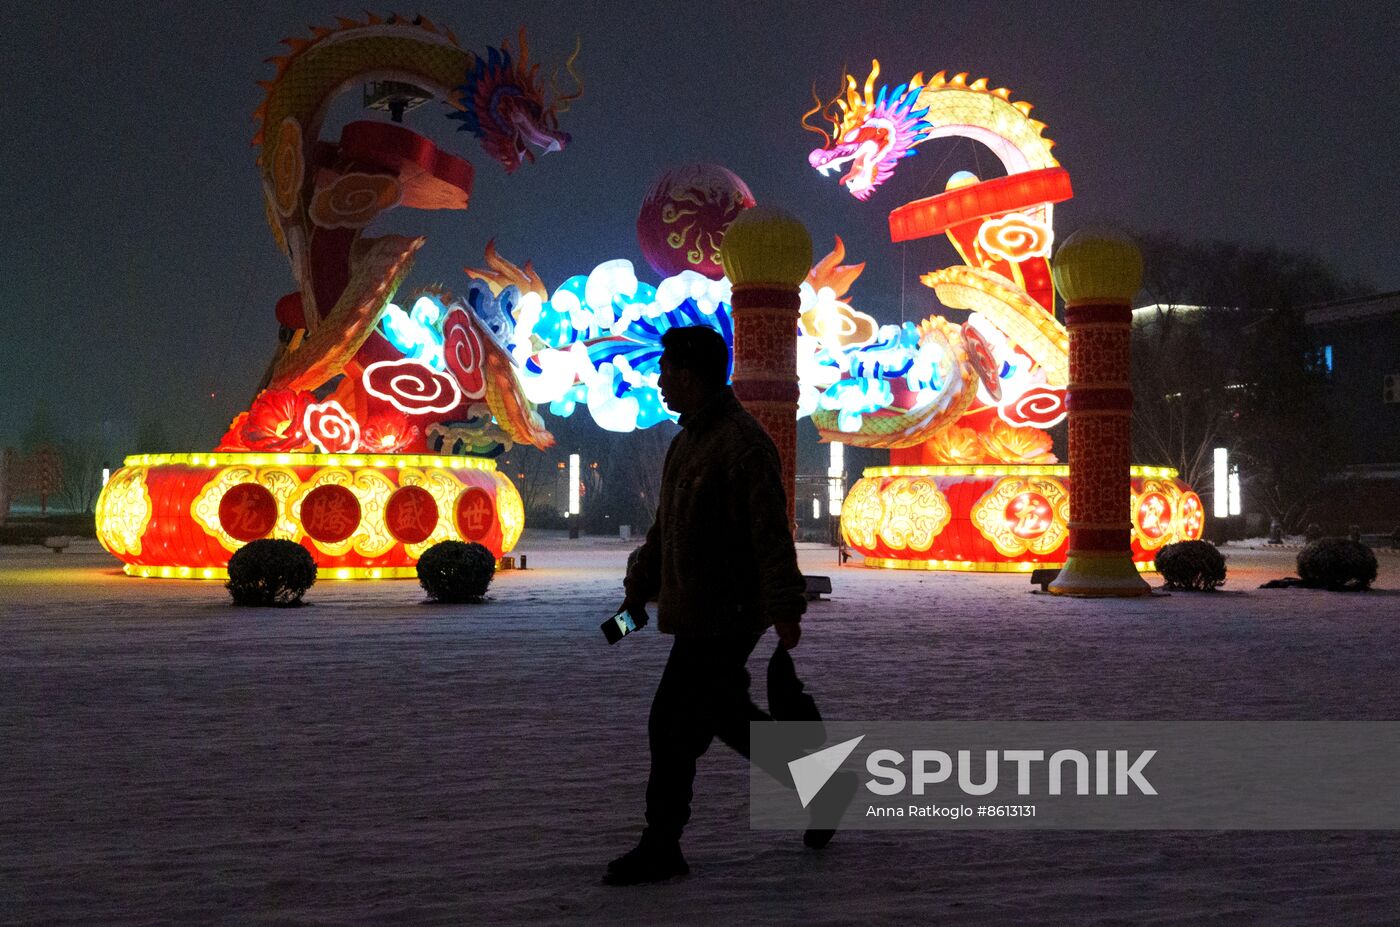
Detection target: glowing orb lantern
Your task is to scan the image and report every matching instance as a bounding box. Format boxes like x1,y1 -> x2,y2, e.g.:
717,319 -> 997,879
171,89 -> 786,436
636,163 -> 756,279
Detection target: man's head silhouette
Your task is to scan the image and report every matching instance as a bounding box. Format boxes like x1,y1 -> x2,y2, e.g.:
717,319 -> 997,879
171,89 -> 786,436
657,326 -> 729,416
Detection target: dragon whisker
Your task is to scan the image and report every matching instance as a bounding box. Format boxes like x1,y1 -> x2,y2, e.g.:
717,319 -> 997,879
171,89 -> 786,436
801,83 -> 832,146
551,35 -> 583,113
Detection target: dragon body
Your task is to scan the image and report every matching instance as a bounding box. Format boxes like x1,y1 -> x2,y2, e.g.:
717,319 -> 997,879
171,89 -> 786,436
219,14 -> 577,458
803,61 -> 1073,462
361,60 -> 1068,470
220,34 -> 1065,471
448,233 -> 1045,467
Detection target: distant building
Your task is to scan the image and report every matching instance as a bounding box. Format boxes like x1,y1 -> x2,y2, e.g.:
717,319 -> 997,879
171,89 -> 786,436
1303,290 -> 1400,531
1132,295 -> 1400,534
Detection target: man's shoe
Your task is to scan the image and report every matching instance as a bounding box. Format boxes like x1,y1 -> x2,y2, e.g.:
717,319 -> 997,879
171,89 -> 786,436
803,770 -> 858,850
603,837 -> 689,885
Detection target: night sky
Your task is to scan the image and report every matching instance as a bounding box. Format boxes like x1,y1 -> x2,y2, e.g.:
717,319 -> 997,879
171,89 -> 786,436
3,0 -> 1397,451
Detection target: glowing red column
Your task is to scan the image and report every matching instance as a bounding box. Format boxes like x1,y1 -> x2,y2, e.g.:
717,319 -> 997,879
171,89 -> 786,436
719,206 -> 813,530
1048,230 -> 1151,597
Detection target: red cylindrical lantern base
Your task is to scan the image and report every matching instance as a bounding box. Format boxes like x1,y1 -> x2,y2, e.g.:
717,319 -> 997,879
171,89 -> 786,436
1049,298 -> 1151,597
94,451 -> 523,579
730,285 -> 801,530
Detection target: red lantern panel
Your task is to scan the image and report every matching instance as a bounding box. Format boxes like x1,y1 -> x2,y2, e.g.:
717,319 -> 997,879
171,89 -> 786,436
455,487 -> 496,542
1136,491 -> 1173,541
301,484 -> 362,544
1177,492 -> 1205,541
385,485 -> 439,544
1006,492 -> 1053,541
218,483 -> 278,542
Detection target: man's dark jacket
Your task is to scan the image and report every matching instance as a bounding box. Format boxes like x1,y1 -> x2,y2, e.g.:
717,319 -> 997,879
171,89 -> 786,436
625,387 -> 807,636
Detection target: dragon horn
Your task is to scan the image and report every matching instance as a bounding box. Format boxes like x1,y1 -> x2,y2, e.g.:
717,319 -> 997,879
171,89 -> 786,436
862,59 -> 880,104
800,83 -> 832,146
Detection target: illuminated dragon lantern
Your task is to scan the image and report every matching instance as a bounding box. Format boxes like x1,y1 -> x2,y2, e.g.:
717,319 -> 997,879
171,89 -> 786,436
94,14 -> 580,578
800,61 -> 1203,570
238,15 -> 579,457
801,61 -> 1071,462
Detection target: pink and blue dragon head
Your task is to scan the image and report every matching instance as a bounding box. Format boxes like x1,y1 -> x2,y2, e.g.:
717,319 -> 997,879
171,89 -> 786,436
450,29 -> 580,173
804,59 -> 932,200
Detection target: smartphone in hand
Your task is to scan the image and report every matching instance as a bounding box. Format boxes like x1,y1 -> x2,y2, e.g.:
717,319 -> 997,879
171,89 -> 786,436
602,607 -> 647,644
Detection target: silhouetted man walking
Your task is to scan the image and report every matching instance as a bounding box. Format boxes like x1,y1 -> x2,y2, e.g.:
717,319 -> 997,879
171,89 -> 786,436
605,326 -> 810,886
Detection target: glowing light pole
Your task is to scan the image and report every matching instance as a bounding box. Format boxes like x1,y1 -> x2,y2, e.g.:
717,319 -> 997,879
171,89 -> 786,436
568,453 -> 580,516
719,206 -> 813,531
1213,447 -> 1230,519
1048,229 -> 1151,597
827,441 -> 845,518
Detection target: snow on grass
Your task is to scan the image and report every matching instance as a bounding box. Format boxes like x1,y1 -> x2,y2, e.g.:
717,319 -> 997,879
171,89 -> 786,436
3,535 -> 1399,924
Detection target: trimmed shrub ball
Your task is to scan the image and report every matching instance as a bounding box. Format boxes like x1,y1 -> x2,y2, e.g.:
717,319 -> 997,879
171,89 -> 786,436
1297,537 -> 1378,591
417,540 -> 496,603
1155,539 -> 1227,591
226,538 -> 317,606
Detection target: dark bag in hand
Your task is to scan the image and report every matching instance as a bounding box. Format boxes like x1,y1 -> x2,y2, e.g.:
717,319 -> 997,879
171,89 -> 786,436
767,645 -> 825,748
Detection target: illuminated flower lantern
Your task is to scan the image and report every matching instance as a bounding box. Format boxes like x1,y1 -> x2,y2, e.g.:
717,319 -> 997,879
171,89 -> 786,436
720,206 -> 813,527
1047,230 -> 1151,596
798,62 -> 1202,572
95,14 -> 578,579
636,163 -> 756,279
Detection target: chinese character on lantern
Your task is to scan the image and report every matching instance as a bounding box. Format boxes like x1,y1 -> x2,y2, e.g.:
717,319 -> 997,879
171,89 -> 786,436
218,483 -> 278,542
385,485 -> 439,544
301,484 -> 361,543
455,487 -> 495,541
1007,491 -> 1053,541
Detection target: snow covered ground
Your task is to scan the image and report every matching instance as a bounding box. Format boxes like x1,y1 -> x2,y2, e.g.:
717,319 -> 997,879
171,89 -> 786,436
4,534 -> 1399,925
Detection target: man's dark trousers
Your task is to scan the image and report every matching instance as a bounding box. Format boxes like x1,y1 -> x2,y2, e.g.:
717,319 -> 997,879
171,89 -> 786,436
645,630 -> 767,841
